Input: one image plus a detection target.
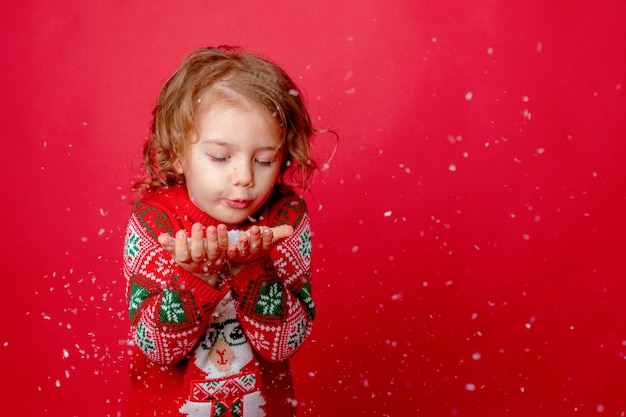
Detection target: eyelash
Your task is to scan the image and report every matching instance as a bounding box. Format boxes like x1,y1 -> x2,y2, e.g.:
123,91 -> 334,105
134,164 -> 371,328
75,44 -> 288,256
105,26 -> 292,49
255,159 -> 273,167
209,155 -> 274,166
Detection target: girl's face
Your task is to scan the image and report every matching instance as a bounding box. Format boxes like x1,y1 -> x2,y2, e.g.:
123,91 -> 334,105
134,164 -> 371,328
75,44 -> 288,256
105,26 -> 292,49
176,103 -> 283,225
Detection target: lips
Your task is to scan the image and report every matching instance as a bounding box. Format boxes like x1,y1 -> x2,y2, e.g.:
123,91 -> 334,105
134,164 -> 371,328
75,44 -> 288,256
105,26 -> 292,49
226,199 -> 252,209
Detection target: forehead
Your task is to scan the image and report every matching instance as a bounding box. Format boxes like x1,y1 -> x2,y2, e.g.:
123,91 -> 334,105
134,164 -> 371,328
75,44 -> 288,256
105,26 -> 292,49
193,101 -> 282,147
199,87 -> 280,123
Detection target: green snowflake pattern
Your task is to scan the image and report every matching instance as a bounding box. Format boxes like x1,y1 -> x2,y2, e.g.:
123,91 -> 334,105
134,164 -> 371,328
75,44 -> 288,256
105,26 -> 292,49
159,289 -> 186,323
231,400 -> 242,417
125,232 -> 140,259
287,318 -> 308,349
255,282 -> 283,316
297,282 -> 315,319
129,283 -> 149,320
136,321 -> 155,353
213,402 -> 227,417
299,229 -> 311,259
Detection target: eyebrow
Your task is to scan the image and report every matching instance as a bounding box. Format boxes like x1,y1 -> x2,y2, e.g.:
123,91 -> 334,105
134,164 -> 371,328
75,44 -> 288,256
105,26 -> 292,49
200,138 -> 282,152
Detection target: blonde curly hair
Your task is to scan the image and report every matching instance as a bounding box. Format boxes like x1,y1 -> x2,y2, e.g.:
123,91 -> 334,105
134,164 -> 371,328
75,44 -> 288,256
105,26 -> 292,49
134,46 -> 319,195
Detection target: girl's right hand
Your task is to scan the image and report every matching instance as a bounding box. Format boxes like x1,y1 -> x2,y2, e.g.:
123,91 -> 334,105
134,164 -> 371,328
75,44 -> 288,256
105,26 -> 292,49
158,223 -> 229,287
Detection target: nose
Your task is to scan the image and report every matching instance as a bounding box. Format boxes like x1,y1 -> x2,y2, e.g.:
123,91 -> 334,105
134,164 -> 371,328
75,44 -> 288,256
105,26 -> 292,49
231,158 -> 254,187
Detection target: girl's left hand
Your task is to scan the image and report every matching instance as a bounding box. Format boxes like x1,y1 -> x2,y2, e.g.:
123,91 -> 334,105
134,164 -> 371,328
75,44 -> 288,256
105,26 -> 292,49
227,224 -> 294,275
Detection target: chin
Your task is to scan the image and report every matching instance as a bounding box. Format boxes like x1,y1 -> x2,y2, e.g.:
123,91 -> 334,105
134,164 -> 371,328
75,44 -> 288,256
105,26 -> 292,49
216,212 -> 252,226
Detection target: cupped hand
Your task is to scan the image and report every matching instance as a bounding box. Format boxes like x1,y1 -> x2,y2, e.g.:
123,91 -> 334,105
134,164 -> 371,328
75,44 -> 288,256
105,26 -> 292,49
226,224 -> 294,275
158,223 -> 229,286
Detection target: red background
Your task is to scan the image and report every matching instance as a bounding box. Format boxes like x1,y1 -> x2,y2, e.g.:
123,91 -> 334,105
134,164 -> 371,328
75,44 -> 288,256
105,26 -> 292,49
2,1 -> 626,416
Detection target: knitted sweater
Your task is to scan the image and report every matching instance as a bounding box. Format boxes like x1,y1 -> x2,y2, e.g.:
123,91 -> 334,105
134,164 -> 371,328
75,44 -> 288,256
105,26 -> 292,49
123,185 -> 314,417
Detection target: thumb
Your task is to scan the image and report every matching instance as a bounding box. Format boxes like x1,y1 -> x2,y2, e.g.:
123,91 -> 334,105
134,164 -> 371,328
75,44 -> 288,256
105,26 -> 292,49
270,225 -> 294,242
157,233 -> 175,253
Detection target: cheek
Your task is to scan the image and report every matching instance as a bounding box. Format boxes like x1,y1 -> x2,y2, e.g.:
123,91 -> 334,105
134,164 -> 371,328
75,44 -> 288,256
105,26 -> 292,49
264,166 -> 282,186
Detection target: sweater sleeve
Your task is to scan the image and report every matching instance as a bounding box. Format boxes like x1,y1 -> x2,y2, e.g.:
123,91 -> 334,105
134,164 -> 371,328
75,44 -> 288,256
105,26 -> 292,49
227,197 -> 315,362
123,200 -> 227,365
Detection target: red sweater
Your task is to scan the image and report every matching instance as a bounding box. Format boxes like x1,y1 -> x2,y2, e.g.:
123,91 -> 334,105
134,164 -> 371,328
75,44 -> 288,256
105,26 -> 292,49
123,185 -> 314,417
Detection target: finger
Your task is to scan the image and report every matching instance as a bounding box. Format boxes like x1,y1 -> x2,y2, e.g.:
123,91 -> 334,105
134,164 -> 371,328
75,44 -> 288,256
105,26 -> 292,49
189,223 -> 206,261
202,226 -> 227,273
158,233 -> 175,253
226,243 -> 239,260
237,234 -> 250,256
216,224 -> 229,253
205,225 -> 219,259
174,229 -> 190,263
261,227 -> 274,250
270,225 -> 295,242
248,226 -> 262,253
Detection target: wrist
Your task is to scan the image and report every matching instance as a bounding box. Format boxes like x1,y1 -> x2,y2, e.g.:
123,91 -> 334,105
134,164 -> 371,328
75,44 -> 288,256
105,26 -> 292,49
194,272 -> 220,287
227,261 -> 246,276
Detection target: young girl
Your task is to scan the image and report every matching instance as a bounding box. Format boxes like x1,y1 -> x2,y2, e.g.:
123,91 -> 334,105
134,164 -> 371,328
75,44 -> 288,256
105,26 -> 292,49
124,46 -> 319,417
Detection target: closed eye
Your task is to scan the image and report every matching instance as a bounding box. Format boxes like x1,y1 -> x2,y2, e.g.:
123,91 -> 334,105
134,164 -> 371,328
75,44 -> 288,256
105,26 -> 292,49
209,155 -> 229,163
255,158 -> 274,167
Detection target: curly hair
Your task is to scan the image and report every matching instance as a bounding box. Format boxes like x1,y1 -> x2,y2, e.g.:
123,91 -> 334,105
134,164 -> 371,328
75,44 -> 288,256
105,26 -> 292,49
134,46 -> 319,195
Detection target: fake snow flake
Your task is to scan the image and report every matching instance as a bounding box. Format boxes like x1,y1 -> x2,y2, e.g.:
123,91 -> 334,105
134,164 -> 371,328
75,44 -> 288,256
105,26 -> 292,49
398,163 -> 411,174
62,349 -> 69,359
391,292 -> 403,301
472,352 -> 482,360
465,383 -> 476,392
522,233 -> 530,241
288,89 -> 299,96
383,211 -> 392,217
448,164 -> 457,172
465,91 -> 473,101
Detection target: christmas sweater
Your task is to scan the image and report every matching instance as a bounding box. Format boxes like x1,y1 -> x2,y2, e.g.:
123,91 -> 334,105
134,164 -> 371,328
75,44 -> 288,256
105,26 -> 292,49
123,185 -> 315,417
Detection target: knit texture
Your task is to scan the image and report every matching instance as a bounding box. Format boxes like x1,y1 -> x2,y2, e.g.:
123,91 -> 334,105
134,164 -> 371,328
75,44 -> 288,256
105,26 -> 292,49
123,185 -> 314,417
